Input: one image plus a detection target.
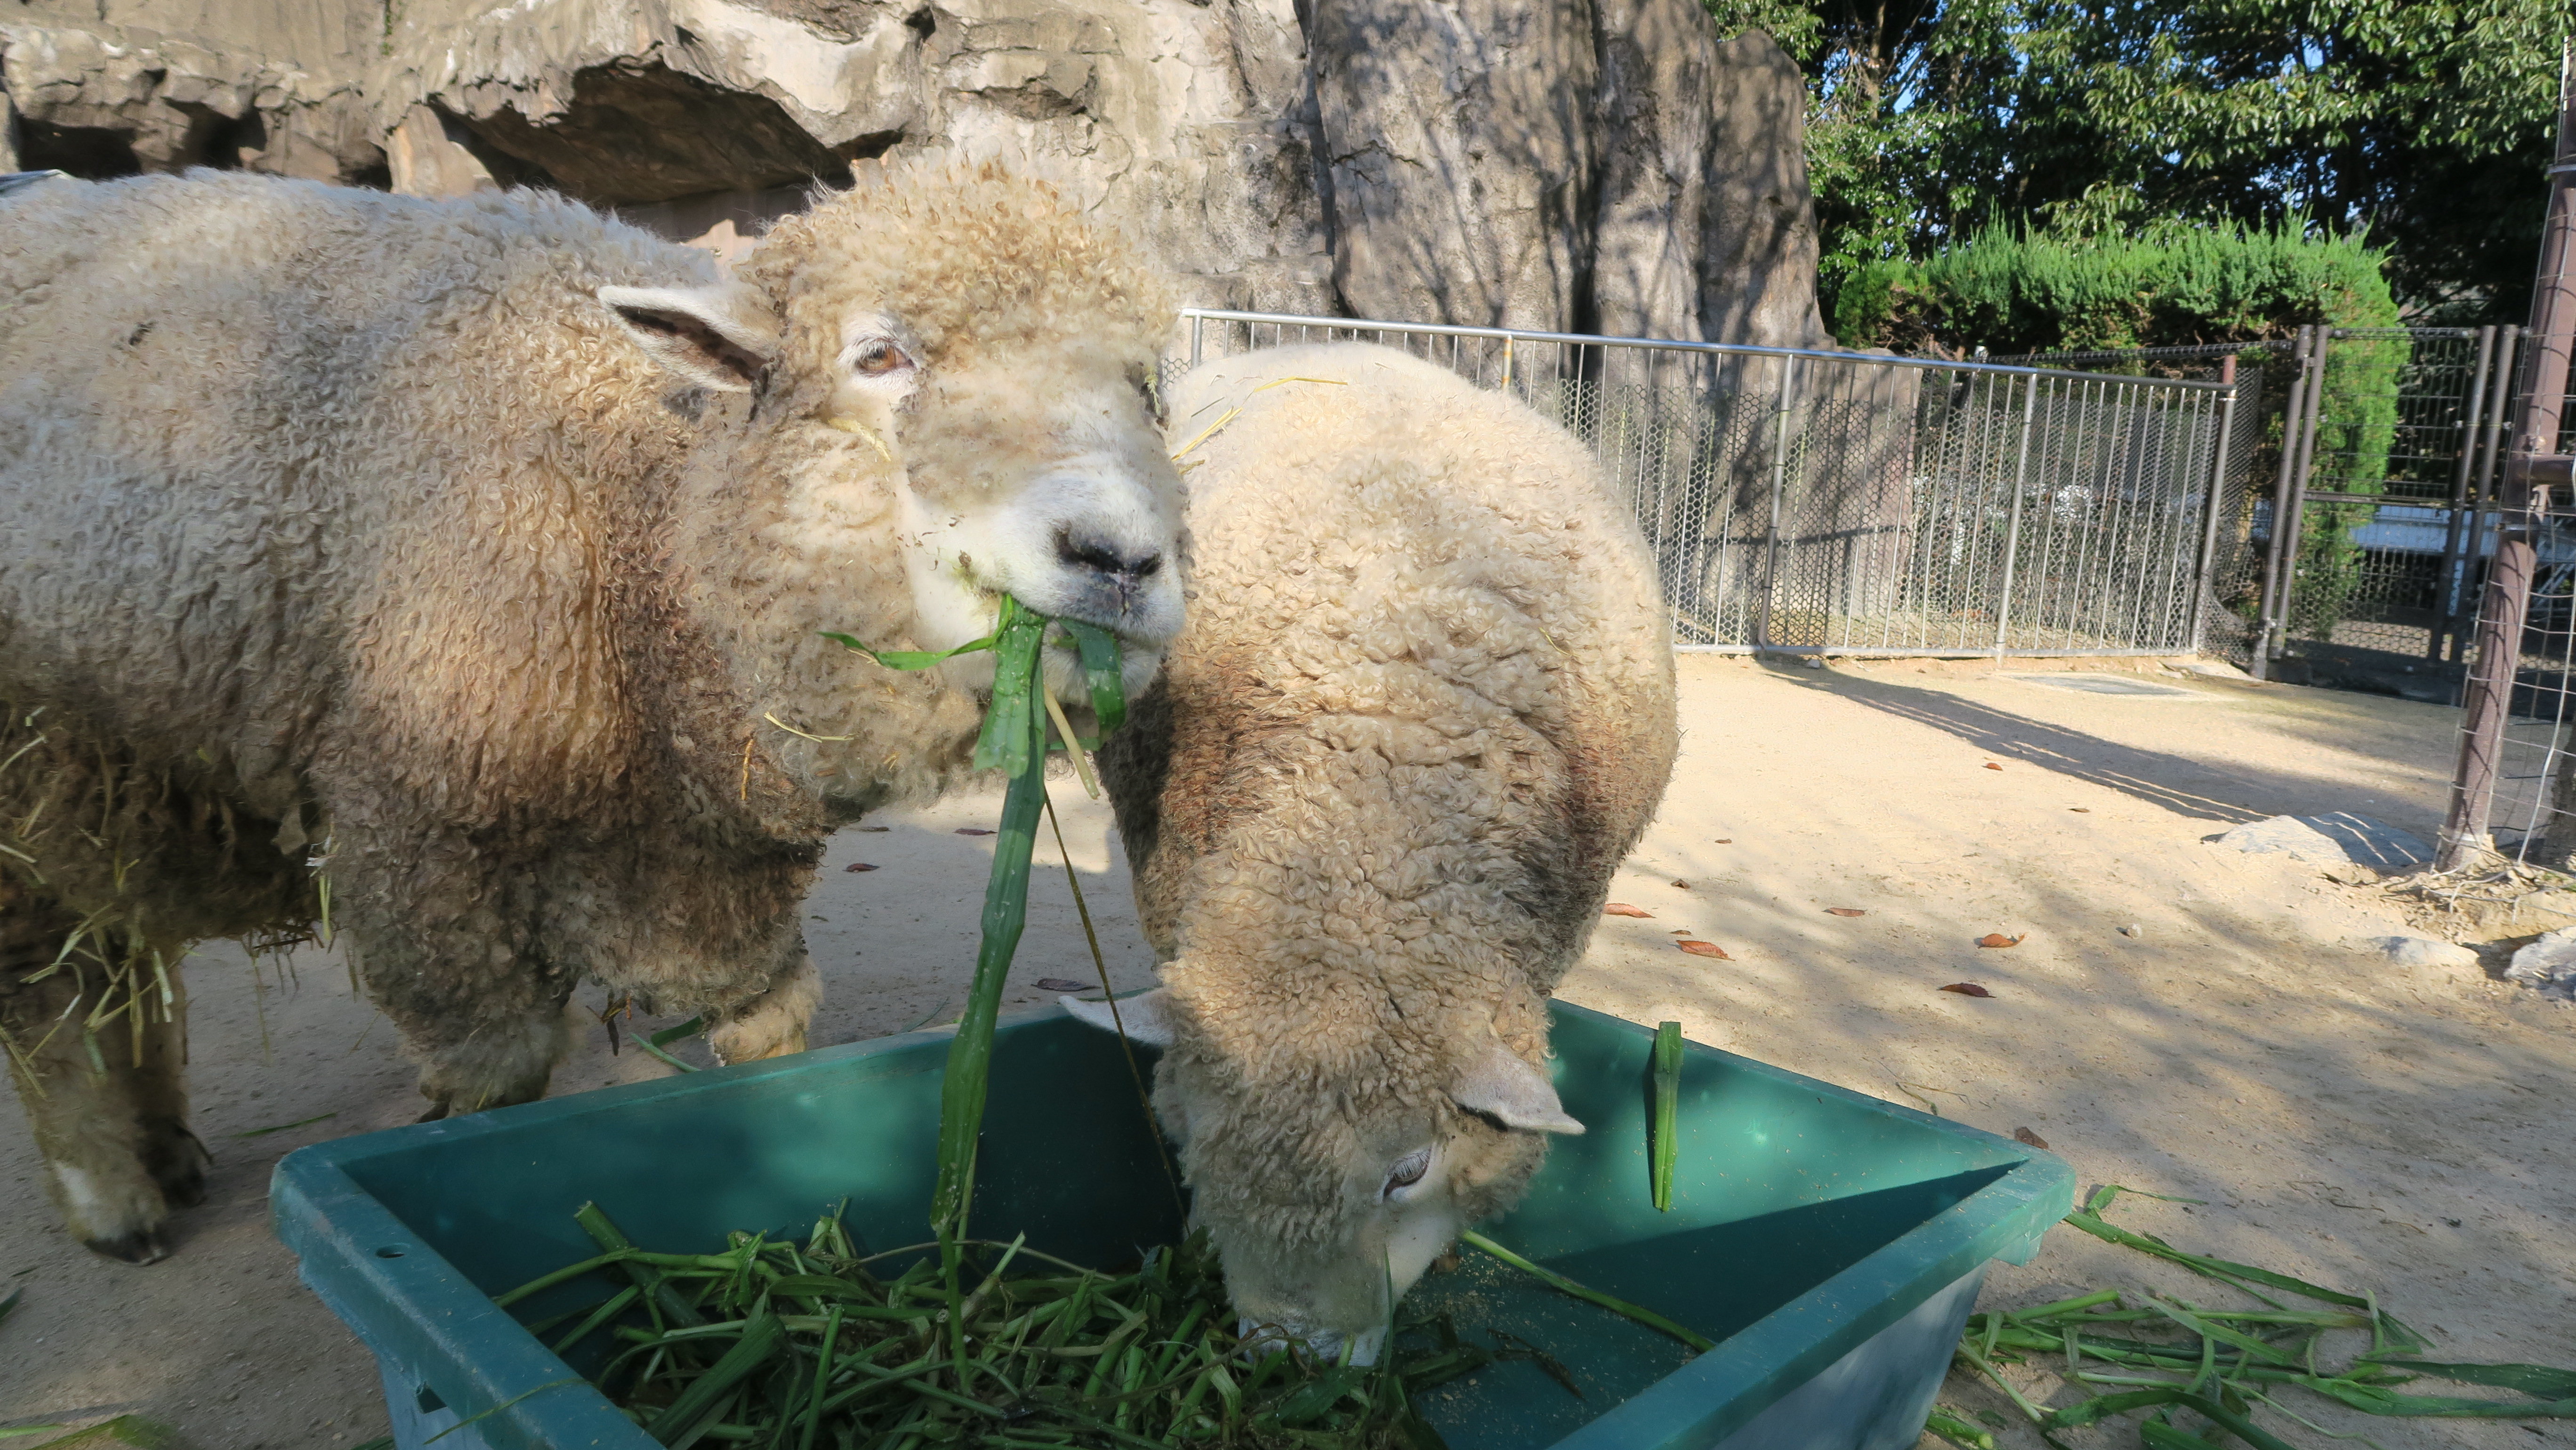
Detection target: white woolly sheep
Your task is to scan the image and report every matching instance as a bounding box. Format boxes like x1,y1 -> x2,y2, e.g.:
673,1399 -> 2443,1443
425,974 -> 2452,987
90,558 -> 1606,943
0,164 -> 1183,1262
1073,341 -> 1680,1362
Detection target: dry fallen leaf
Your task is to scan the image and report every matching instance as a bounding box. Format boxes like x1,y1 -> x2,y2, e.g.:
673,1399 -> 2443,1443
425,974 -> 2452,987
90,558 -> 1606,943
1983,763 -> 2004,772
857,825 -> 891,832
1677,940 -> 1731,959
844,862 -> 878,873
955,827 -> 996,836
2013,1126 -> 2050,1148
2069,807 -> 2091,814
1670,928 -> 1692,934
1604,903 -> 1654,918
1976,933 -> 2025,948
1714,838 -> 1734,844
1034,978 -> 1091,993
1671,879 -> 1690,889
1940,982 -> 1994,998
1826,907 -> 1867,918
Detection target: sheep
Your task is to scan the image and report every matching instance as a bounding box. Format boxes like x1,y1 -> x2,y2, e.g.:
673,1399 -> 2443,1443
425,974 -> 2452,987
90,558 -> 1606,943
1071,341 -> 1679,1362
0,163 -> 1184,1263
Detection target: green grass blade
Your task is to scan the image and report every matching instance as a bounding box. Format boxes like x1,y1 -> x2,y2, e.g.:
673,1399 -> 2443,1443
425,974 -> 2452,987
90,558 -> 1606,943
576,1202 -> 705,1329
641,1310 -> 786,1445
552,1285 -> 642,1355
932,698 -> 1048,1239
423,1382 -> 586,1445
1457,1229 -> 1713,1352
823,596 -> 1013,671
1057,620 -> 1127,735
1650,1021 -> 1681,1211
798,1304 -> 842,1450
2061,1209 -> 2359,1311
2044,1386 -> 2298,1450
634,1016 -> 705,1074
969,614 -> 1047,775
2295,1376 -> 2576,1418
1922,1407 -> 1997,1449
2361,1360 -> 2576,1401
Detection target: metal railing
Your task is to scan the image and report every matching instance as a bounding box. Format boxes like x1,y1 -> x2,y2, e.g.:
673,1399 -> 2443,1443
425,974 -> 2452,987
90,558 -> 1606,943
1175,310 -> 2243,658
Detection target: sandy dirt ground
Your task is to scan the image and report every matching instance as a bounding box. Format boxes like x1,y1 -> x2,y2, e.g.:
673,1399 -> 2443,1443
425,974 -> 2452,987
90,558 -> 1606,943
1,654 -> 2568,1449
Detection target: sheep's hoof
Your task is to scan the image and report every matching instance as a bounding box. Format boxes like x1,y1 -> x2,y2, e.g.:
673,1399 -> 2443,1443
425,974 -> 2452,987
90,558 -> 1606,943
149,1127 -> 213,1208
415,1100 -> 451,1124
83,1226 -> 172,1266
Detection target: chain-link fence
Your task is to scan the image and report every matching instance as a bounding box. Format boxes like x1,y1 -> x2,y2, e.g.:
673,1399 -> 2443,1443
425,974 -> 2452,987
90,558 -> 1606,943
1176,311 -> 2244,658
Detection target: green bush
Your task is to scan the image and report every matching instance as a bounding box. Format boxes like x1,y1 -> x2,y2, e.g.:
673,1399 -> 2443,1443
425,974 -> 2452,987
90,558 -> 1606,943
1829,219 -> 2400,356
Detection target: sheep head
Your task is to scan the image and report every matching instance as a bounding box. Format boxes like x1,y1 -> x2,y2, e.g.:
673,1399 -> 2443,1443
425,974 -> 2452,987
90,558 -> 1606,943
600,164 -> 1183,807
1064,981 -> 1581,1366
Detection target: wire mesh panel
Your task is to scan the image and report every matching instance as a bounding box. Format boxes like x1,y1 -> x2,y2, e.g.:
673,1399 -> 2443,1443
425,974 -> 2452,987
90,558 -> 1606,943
2454,499 -> 2576,865
1175,311 -> 2239,657
2283,329 -> 2494,659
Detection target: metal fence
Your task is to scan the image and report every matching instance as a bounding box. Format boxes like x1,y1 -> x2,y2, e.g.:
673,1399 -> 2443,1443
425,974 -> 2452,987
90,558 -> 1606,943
1175,311 -> 2244,657
2008,328 -> 2525,702
1987,340 -> 2284,668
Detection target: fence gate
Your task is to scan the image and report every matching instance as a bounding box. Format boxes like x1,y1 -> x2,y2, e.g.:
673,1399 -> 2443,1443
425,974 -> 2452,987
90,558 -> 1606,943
2252,326 -> 2520,699
1176,311 -> 2243,658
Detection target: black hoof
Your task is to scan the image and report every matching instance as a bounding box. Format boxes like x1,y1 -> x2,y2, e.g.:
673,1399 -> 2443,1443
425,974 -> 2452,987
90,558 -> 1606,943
150,1127 -> 212,1208
415,1100 -> 451,1123
83,1226 -> 172,1265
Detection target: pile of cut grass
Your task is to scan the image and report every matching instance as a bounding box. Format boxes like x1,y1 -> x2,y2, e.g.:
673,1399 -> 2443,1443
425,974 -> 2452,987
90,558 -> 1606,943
1925,1186 -> 2576,1449
492,1203 -> 1505,1449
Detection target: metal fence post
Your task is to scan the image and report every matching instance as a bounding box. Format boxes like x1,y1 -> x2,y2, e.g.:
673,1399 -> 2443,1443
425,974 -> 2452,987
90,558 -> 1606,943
2432,325 -> 2500,661
2188,365 -> 2243,656
1754,357 -> 1800,651
2250,328 -> 2315,680
1990,371 -> 2043,656
2439,44 -> 2576,870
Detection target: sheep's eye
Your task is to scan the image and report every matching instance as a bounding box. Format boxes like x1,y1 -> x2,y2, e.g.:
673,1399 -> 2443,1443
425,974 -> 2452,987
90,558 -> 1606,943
1384,1149 -> 1432,1196
853,340 -> 912,377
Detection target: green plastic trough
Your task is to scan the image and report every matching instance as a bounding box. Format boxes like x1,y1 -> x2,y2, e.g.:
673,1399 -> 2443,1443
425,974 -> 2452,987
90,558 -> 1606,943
271,1000 -> 2071,1450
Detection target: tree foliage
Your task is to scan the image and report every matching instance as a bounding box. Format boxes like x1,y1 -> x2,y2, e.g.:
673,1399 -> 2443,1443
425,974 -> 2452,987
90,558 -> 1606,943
1701,0 -> 2568,327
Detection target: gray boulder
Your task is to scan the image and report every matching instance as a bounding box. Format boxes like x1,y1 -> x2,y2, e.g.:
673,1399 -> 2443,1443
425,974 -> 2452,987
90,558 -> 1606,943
2370,935 -> 2478,970
2208,813 -> 2433,879
2506,929 -> 2576,1003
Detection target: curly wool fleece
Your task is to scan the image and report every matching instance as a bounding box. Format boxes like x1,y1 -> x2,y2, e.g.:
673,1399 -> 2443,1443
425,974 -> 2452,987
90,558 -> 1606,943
1092,342 -> 1680,1349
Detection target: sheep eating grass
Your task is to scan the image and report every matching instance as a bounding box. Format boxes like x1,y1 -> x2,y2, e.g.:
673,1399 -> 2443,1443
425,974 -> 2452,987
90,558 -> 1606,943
0,163 -> 1183,1263
1073,342 -> 1680,1363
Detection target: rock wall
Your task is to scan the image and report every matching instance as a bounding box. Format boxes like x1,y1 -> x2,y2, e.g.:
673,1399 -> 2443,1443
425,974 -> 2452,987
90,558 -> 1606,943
0,0 -> 1826,345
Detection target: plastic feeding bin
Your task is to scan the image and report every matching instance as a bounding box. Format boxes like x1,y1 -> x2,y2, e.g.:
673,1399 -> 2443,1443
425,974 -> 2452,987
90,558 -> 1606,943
272,1001 -> 2071,1450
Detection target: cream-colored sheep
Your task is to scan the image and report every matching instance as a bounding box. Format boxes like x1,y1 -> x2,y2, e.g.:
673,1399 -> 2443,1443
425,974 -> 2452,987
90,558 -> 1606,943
0,164 -> 1183,1262
1074,341 -> 1679,1361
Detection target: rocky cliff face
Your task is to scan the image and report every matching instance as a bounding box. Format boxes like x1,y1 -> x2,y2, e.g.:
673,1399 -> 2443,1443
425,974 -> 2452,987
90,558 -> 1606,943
1,0 -> 1825,346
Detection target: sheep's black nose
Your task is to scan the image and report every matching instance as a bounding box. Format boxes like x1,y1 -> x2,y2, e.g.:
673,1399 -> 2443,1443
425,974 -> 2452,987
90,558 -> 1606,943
1055,527 -> 1162,582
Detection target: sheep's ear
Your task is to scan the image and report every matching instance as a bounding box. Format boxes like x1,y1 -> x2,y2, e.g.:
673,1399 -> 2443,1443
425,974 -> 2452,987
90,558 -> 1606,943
598,284 -> 778,393
1452,1041 -> 1584,1135
1060,990 -> 1176,1047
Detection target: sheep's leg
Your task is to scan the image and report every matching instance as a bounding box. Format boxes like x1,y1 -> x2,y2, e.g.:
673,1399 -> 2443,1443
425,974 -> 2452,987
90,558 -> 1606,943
383,982 -> 575,1122
348,926 -> 576,1120
705,945 -> 819,1065
132,966 -> 210,1210
0,897 -> 193,1264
